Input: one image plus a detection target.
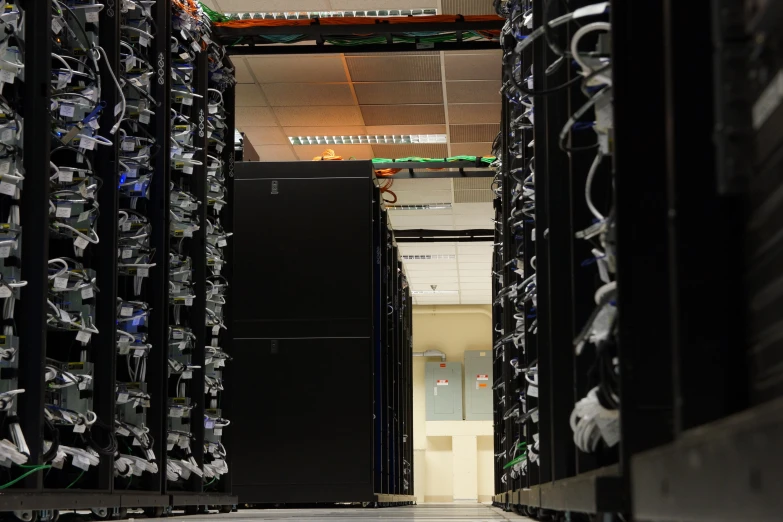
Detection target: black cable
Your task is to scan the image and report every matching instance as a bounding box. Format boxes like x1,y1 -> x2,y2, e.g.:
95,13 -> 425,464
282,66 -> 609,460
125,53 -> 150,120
504,56 -> 582,97
84,417 -> 117,456
42,416 -> 60,463
543,0 -> 570,58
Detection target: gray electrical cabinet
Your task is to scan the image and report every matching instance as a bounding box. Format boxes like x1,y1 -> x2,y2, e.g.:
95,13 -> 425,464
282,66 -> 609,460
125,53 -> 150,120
425,362 -> 463,421
464,351 -> 493,420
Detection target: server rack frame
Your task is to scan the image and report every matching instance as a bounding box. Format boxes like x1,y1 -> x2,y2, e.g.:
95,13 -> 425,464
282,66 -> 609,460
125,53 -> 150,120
229,161 -> 414,507
494,0 -> 783,520
1,0 -> 237,515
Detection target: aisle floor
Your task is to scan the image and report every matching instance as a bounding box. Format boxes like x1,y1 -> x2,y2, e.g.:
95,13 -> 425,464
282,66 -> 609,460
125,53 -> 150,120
152,504 -> 522,521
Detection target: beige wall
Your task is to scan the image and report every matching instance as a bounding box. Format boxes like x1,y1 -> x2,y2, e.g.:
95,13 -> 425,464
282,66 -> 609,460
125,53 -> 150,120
412,305 -> 494,503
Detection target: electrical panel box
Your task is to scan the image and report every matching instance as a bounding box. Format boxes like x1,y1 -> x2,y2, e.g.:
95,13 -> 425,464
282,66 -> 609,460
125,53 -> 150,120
426,362 -> 463,421
464,351 -> 493,421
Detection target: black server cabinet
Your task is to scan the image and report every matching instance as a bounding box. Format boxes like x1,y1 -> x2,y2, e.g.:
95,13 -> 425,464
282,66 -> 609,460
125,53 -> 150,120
231,161 -> 413,504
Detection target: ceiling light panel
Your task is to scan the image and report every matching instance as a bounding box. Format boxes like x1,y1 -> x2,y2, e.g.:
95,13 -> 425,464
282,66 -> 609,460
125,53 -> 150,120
386,202 -> 452,210
411,290 -> 459,295
288,134 -> 447,146
401,254 -> 456,260
224,8 -> 438,18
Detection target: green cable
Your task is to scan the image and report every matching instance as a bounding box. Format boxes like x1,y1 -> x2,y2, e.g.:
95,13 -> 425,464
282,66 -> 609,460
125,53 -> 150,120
502,454 -> 527,470
371,156 -> 496,164
0,465 -> 52,490
204,477 -> 217,486
199,3 -> 230,23
66,470 -> 85,489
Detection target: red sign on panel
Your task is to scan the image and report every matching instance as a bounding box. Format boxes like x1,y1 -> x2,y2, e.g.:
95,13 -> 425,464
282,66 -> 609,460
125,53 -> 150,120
436,379 -> 449,386
440,363 -> 446,368
477,374 -> 489,381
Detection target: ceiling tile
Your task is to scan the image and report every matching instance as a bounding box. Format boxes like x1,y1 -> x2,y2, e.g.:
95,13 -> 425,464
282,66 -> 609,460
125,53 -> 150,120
390,179 -> 451,191
445,53 -> 502,80
451,142 -> 495,156
459,270 -> 490,278
389,215 -> 454,228
346,55 -> 441,82
459,254 -> 491,264
235,83 -> 268,107
261,83 -> 356,107
460,282 -> 491,290
411,284 -> 459,292
390,188 -> 453,204
388,207 -> 453,217
458,243 -> 493,254
372,143 -> 448,159
450,124 -> 500,143
293,145 -> 375,160
273,106 -> 365,126
246,56 -> 347,83
219,0 -> 330,11
455,214 -> 492,227
332,0 -> 437,8
448,104 -> 501,124
233,58 -> 255,84
405,269 -> 458,277
459,276 -> 490,283
354,82 -> 443,105
453,202 -> 493,215
251,145 -> 298,162
235,106 -> 278,127
441,0 -> 498,15
284,126 -> 368,137
361,105 -> 445,126
446,80 -> 501,104
242,126 -> 289,146
404,263 -> 457,272
365,125 -> 447,135
460,262 -> 492,270
398,244 -> 456,254
416,297 -> 461,304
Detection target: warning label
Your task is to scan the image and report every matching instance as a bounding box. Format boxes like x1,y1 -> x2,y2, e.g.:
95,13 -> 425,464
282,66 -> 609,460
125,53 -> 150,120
436,379 -> 449,386
477,374 -> 489,381
478,383 -> 488,388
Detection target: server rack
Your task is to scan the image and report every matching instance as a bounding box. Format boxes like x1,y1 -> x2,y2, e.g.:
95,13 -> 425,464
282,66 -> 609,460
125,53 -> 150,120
492,0 -> 783,521
0,2 -> 237,518
230,160 -> 414,506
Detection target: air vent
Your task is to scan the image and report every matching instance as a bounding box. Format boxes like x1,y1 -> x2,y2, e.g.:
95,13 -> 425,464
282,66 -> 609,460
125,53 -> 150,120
386,203 -> 453,210
401,254 -> 456,261
453,178 -> 494,203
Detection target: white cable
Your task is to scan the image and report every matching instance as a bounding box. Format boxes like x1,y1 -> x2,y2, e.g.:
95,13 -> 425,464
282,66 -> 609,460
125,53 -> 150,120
585,151 -> 604,221
96,46 -> 125,134
570,22 -> 613,85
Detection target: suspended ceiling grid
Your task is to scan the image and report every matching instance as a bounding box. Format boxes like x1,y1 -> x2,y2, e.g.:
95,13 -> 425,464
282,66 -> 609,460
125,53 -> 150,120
388,179 -> 493,305
203,0 -> 498,305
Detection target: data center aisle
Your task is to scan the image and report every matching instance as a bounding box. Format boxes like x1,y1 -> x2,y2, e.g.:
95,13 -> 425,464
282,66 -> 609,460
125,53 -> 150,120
154,504 -> 520,521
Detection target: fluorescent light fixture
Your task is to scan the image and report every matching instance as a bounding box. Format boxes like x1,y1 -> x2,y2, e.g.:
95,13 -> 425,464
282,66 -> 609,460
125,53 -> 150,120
401,254 -> 456,261
386,203 -> 452,210
230,9 -> 438,20
288,134 -> 447,146
411,290 -> 459,295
